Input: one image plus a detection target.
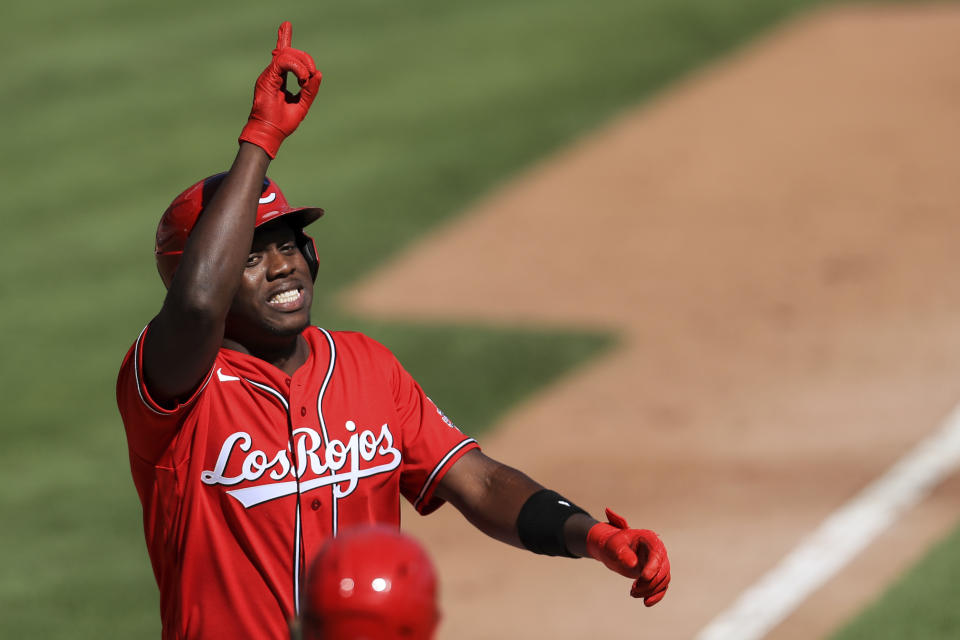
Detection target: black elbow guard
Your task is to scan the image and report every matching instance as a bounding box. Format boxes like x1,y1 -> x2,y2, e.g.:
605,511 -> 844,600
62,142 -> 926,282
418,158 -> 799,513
516,489 -> 588,558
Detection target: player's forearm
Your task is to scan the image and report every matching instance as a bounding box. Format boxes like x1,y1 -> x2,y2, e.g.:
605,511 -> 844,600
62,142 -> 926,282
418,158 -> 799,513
436,450 -> 544,549
437,450 -> 602,555
165,143 -> 270,314
456,484 -> 598,555
459,477 -> 545,550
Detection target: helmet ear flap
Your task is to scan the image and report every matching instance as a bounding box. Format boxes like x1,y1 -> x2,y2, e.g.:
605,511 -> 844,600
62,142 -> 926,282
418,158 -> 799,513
298,231 -> 319,281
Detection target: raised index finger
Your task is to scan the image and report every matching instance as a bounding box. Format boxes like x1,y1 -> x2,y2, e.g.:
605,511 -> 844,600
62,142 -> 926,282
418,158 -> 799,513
276,21 -> 292,50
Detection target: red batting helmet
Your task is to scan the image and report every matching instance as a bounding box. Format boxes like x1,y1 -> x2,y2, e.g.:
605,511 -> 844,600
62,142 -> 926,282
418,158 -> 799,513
155,173 -> 324,288
301,526 -> 440,640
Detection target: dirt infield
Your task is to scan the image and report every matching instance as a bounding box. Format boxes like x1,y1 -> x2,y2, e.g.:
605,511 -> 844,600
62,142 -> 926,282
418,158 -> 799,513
343,4 -> 960,639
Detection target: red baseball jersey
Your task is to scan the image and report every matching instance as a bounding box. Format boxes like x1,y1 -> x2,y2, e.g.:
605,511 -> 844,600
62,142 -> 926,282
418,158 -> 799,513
116,325 -> 478,640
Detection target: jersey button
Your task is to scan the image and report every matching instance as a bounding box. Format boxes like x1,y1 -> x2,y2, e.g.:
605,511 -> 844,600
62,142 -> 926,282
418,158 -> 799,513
311,498 -> 321,511
300,406 -> 307,417
284,378 -> 291,387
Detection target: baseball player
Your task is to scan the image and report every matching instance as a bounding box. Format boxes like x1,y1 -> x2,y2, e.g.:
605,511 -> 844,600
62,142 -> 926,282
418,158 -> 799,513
117,21 -> 670,640
297,526 -> 440,640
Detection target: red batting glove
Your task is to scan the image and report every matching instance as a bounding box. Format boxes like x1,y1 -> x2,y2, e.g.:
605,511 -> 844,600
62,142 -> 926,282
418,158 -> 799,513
586,508 -> 670,606
239,21 -> 322,158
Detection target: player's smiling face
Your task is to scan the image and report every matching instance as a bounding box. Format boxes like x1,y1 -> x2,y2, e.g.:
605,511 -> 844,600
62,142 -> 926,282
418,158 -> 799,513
225,221 -> 314,343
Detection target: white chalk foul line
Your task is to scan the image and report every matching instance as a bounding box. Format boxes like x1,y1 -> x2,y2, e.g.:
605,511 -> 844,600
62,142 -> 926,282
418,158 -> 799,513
695,403 -> 960,640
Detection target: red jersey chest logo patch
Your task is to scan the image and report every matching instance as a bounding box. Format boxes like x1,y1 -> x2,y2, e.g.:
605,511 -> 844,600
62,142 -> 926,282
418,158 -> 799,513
200,421 -> 401,508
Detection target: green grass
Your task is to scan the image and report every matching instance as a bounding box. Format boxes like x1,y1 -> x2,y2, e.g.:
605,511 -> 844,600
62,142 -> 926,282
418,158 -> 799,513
4,0 -> 910,637
831,522 -> 960,639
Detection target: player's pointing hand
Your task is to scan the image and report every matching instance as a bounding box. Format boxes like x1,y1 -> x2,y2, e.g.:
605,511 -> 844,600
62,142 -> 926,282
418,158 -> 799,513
239,21 -> 322,159
586,508 -> 671,606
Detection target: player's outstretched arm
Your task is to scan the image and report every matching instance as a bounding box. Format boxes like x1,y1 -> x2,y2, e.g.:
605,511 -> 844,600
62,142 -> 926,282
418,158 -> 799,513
436,449 -> 670,606
143,21 -> 321,407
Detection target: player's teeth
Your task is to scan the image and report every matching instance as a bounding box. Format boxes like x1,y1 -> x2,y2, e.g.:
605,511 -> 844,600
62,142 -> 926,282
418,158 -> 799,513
270,289 -> 300,304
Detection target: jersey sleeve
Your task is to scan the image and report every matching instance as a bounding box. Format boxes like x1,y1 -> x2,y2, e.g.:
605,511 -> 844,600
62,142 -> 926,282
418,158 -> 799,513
116,324 -> 213,464
385,350 -> 480,515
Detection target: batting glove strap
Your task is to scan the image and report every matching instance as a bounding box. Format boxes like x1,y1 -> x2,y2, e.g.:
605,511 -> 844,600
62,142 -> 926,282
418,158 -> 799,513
239,119 -> 288,159
516,489 -> 587,558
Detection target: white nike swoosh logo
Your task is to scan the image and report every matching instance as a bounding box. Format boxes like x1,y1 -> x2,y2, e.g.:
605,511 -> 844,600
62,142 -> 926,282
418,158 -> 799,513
217,368 -> 241,383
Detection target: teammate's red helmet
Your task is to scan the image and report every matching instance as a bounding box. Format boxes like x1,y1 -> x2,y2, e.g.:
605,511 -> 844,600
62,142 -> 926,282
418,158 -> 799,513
301,526 -> 440,640
155,173 -> 324,288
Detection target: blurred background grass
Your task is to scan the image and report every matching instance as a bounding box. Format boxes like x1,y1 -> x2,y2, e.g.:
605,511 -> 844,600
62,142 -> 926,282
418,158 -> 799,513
6,0 -> 956,637
831,521 -> 960,639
